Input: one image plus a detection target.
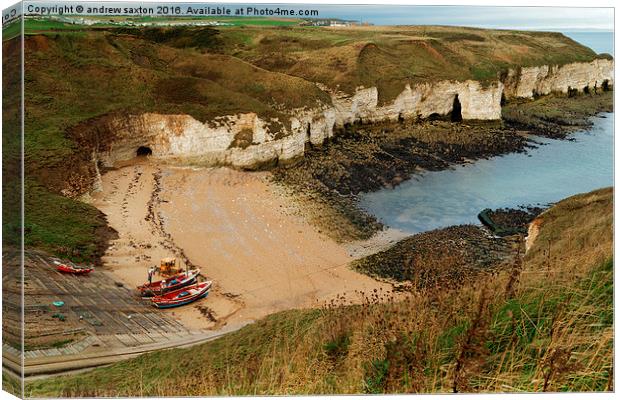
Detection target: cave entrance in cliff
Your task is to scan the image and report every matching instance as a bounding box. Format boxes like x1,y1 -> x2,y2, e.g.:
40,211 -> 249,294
602,80 -> 610,91
136,146 -> 153,157
451,94 -> 462,122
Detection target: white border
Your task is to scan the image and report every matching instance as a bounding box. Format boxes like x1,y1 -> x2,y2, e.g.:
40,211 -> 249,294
0,1 -> 616,400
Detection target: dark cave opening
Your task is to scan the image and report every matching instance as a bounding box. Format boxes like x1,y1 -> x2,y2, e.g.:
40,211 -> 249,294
136,146 -> 153,157
602,80 -> 610,91
451,94 -> 462,122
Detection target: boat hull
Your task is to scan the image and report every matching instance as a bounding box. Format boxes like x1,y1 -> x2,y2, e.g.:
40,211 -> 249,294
153,290 -> 210,309
139,270 -> 200,297
151,281 -> 212,309
56,264 -> 93,275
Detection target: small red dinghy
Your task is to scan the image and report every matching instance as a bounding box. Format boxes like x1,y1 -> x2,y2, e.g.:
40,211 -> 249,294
151,281 -> 212,309
56,263 -> 94,275
138,269 -> 200,297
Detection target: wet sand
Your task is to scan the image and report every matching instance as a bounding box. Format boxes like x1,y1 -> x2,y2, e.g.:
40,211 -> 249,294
92,161 -> 390,331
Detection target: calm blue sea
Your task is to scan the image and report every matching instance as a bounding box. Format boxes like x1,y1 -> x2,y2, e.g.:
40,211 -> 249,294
562,31 -> 614,55
360,114 -> 614,234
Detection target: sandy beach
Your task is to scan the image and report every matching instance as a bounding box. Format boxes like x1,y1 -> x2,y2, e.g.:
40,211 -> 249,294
92,160 -> 390,331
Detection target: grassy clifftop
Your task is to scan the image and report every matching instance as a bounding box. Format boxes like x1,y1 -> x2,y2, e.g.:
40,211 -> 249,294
217,25 -> 606,103
27,187 -> 613,396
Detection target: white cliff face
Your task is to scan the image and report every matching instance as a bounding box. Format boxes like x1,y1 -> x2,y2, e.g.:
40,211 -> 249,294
95,59 -> 612,171
457,81 -> 504,120
97,112 -> 308,170
329,80 -> 503,126
503,59 -> 614,98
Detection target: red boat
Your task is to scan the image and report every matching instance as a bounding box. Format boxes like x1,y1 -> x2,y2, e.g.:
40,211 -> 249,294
151,281 -> 212,309
138,269 -> 200,297
56,263 -> 94,275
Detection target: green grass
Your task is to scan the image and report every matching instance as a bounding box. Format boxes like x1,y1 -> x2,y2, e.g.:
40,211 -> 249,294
3,34 -> 23,250
486,257 -> 613,391
217,17 -> 298,26
24,180 -> 114,262
28,309 -> 324,396
27,188 -> 613,396
2,20 -> 21,40
24,19 -> 94,34
2,371 -> 22,398
25,18 -> 124,33
213,25 -> 603,102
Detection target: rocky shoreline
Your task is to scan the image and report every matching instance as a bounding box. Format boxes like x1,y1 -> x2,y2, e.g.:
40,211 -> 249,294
478,206 -> 545,237
351,225 -> 518,288
272,91 -> 612,243
350,204 -> 547,289
503,89 -> 613,138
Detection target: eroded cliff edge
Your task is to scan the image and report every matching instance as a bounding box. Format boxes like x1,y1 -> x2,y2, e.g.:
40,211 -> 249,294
78,59 -> 612,182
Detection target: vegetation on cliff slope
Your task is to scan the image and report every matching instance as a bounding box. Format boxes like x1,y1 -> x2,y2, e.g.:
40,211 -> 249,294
2,371 -> 21,398
11,22 -> 612,260
20,28 -> 329,260
2,37 -> 22,251
216,25 -> 606,103
27,188 -> 613,396
2,30 -> 25,400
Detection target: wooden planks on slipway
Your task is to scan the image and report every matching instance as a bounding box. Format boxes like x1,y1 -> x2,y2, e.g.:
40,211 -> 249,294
18,250 -> 195,356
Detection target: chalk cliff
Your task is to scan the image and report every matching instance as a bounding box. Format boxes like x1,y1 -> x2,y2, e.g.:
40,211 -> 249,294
503,59 -> 614,98
330,80 -> 503,125
95,113 -> 295,170
93,59 -> 613,172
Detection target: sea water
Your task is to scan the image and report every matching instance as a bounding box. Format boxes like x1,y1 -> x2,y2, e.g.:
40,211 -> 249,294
360,114 -> 613,234
562,31 -> 613,55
